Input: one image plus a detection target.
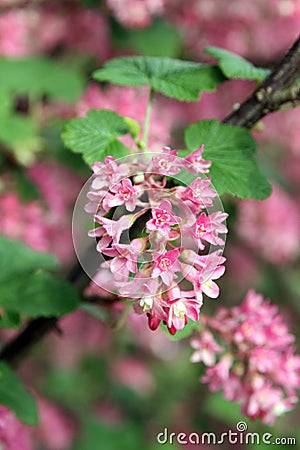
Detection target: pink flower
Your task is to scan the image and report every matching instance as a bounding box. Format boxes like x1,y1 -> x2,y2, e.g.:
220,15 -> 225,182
102,239 -> 145,278
91,156 -> 129,190
201,354 -> 233,391
237,184 -> 300,264
273,349 -> 300,396
108,178 -> 141,212
166,285 -> 202,333
120,274 -> 168,329
151,147 -> 182,176
183,251 -> 226,302
188,211 -> 228,250
84,190 -> 110,214
89,214 -> 133,251
110,357 -> 155,394
106,0 -> 165,28
183,144 -> 212,174
146,200 -> 181,237
178,177 -> 218,212
151,248 -> 182,285
249,347 -> 280,373
33,398 -> 75,450
190,331 -> 223,366
242,378 -> 291,425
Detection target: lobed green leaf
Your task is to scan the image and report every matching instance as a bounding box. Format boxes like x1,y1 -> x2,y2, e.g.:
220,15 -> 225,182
204,47 -> 270,82
62,109 -> 130,165
184,120 -> 272,199
0,235 -> 79,318
93,56 -> 225,101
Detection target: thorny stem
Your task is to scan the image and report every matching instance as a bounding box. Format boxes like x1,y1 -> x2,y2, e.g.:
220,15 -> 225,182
1,37 -> 300,367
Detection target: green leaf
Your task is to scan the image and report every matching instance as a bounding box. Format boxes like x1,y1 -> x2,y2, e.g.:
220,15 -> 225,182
93,56 -> 225,101
0,57 -> 84,101
0,311 -> 22,329
184,120 -> 272,199
62,109 -> 129,165
0,90 -> 13,117
204,47 -> 269,82
41,121 -> 90,175
78,0 -> 100,6
0,235 -> 79,318
113,19 -> 183,58
0,115 -> 38,147
14,168 -> 41,201
161,319 -> 200,341
0,362 -> 38,425
0,235 -> 58,278
0,271 -> 79,318
0,114 -> 40,164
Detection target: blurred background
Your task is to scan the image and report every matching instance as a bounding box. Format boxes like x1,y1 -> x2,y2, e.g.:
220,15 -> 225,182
0,1 -> 299,449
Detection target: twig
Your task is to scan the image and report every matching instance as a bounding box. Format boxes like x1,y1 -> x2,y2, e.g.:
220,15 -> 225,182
224,35 -> 300,128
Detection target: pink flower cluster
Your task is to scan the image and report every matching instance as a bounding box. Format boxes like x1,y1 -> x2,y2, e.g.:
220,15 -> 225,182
87,147 -> 227,334
191,290 -> 300,424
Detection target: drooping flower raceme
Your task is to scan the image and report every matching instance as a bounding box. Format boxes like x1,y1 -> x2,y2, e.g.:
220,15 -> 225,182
191,290 -> 300,424
84,148 -> 228,334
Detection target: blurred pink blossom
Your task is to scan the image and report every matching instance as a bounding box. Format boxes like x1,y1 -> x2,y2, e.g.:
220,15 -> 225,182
49,310 -> 111,367
0,192 -> 49,251
106,0 -> 165,28
95,402 -> 124,426
0,407 -> 32,450
0,10 -> 32,57
33,398 -> 75,450
168,0 -> 300,61
258,108 -> 300,157
0,5 -> 110,60
237,184 -> 300,264
0,160 -> 82,264
110,357 -> 155,394
27,161 -> 82,218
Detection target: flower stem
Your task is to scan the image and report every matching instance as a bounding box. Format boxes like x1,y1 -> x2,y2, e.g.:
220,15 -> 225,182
141,88 -> 154,149
112,301 -> 132,331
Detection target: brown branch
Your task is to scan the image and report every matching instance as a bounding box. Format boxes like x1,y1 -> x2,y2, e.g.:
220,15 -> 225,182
0,318 -> 58,368
224,35 -> 300,128
1,36 -> 300,367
